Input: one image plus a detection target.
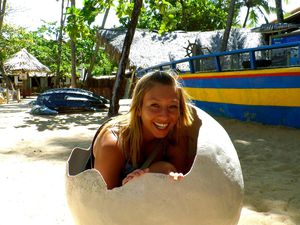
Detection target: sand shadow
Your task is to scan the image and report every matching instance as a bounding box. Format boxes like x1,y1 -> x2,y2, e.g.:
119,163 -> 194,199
215,117 -> 300,223
2,135 -> 94,162
14,110 -> 109,131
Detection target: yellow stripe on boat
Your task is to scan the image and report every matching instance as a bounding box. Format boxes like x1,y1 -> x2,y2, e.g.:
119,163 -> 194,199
180,67 -> 300,78
184,87 -> 300,107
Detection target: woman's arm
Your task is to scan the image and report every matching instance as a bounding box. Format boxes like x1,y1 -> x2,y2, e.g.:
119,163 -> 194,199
167,135 -> 190,174
93,130 -> 125,189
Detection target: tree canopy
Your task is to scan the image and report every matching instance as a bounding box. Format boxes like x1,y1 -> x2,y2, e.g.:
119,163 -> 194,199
0,21 -> 116,82
114,0 -> 241,33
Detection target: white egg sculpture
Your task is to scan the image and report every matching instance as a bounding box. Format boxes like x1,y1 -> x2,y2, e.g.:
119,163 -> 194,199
65,106 -> 244,225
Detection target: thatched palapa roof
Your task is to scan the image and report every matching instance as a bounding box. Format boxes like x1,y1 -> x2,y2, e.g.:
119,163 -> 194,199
98,28 -> 264,70
29,72 -> 55,78
4,48 -> 51,74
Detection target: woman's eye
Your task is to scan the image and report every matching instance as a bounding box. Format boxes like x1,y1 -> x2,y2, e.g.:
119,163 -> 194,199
169,105 -> 179,110
150,103 -> 160,108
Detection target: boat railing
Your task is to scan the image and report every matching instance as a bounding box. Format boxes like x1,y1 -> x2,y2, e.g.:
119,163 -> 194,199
137,41 -> 300,76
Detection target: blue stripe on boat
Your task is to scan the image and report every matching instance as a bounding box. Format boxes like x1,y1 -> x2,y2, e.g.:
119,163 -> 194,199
192,100 -> 300,129
181,75 -> 300,89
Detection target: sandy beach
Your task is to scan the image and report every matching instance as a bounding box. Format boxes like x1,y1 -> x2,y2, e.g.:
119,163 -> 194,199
0,98 -> 299,225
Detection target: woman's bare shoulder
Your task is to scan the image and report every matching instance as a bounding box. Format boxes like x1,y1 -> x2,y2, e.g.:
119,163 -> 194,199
93,129 -> 123,160
92,128 -> 125,189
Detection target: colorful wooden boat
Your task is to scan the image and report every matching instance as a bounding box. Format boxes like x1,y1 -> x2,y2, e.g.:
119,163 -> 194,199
137,41 -> 300,128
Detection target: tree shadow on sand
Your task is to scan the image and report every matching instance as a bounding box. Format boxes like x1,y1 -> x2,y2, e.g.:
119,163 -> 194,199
215,117 -> 300,224
14,110 -> 109,132
1,99 -> 132,163
3,135 -> 93,162
1,103 -> 111,162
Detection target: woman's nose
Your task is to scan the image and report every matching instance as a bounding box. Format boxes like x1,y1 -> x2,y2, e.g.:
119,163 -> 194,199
158,107 -> 169,117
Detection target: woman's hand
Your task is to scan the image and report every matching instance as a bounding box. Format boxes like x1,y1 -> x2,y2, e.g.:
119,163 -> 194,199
149,161 -> 184,181
169,172 -> 184,181
122,167 -> 184,186
122,168 -> 149,186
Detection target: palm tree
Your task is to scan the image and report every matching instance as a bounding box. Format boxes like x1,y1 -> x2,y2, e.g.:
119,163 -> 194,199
220,0 -> 236,52
242,0 -> 271,27
0,0 -> 7,32
0,0 -> 11,103
70,0 -> 77,88
85,6 -> 110,84
179,0 -> 187,32
55,0 -> 70,87
274,0 -> 284,22
109,0 -> 143,116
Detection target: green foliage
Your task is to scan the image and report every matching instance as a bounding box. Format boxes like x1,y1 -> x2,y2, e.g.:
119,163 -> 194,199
1,0 -> 256,84
93,51 -> 117,76
177,0 -> 228,31
0,25 -> 31,62
116,0 -> 135,27
66,6 -> 90,40
64,0 -> 117,79
81,0 -> 114,25
242,0 -> 274,27
116,0 -> 233,33
81,0 -> 238,33
76,27 -> 116,76
1,21 -> 116,81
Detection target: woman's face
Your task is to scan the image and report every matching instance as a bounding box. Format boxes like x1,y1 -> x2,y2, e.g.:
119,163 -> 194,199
139,83 -> 180,141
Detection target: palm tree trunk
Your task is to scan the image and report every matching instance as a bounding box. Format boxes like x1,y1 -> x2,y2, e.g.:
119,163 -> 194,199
85,34 -> 99,84
85,7 -> 110,85
55,0 -> 69,87
179,0 -> 187,31
257,7 -> 269,24
274,0 -> 284,23
242,7 -> 250,28
101,6 -> 110,28
70,41 -> 77,88
70,0 -> 77,88
0,62 -> 15,102
0,0 -> 9,102
108,0 -> 143,116
0,0 -> 7,32
220,0 -> 236,52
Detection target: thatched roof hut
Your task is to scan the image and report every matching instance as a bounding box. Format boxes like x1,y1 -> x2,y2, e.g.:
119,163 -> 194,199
4,48 -> 50,74
98,28 -> 264,71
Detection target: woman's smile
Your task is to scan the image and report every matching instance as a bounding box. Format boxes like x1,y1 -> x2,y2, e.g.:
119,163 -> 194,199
153,121 -> 169,130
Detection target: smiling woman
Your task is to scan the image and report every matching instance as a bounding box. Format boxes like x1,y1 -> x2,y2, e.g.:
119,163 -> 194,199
92,70 -> 194,189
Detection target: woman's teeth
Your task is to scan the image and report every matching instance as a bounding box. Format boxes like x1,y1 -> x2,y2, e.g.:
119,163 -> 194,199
154,122 -> 168,129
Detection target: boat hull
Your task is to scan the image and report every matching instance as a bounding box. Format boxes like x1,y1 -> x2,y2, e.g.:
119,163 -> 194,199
180,67 -> 300,128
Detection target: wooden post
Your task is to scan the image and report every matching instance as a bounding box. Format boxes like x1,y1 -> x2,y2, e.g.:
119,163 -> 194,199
22,79 -> 27,98
17,88 -> 21,102
6,86 -> 9,103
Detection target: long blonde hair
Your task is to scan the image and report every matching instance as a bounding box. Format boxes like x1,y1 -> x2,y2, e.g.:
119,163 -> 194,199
100,70 -> 193,167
